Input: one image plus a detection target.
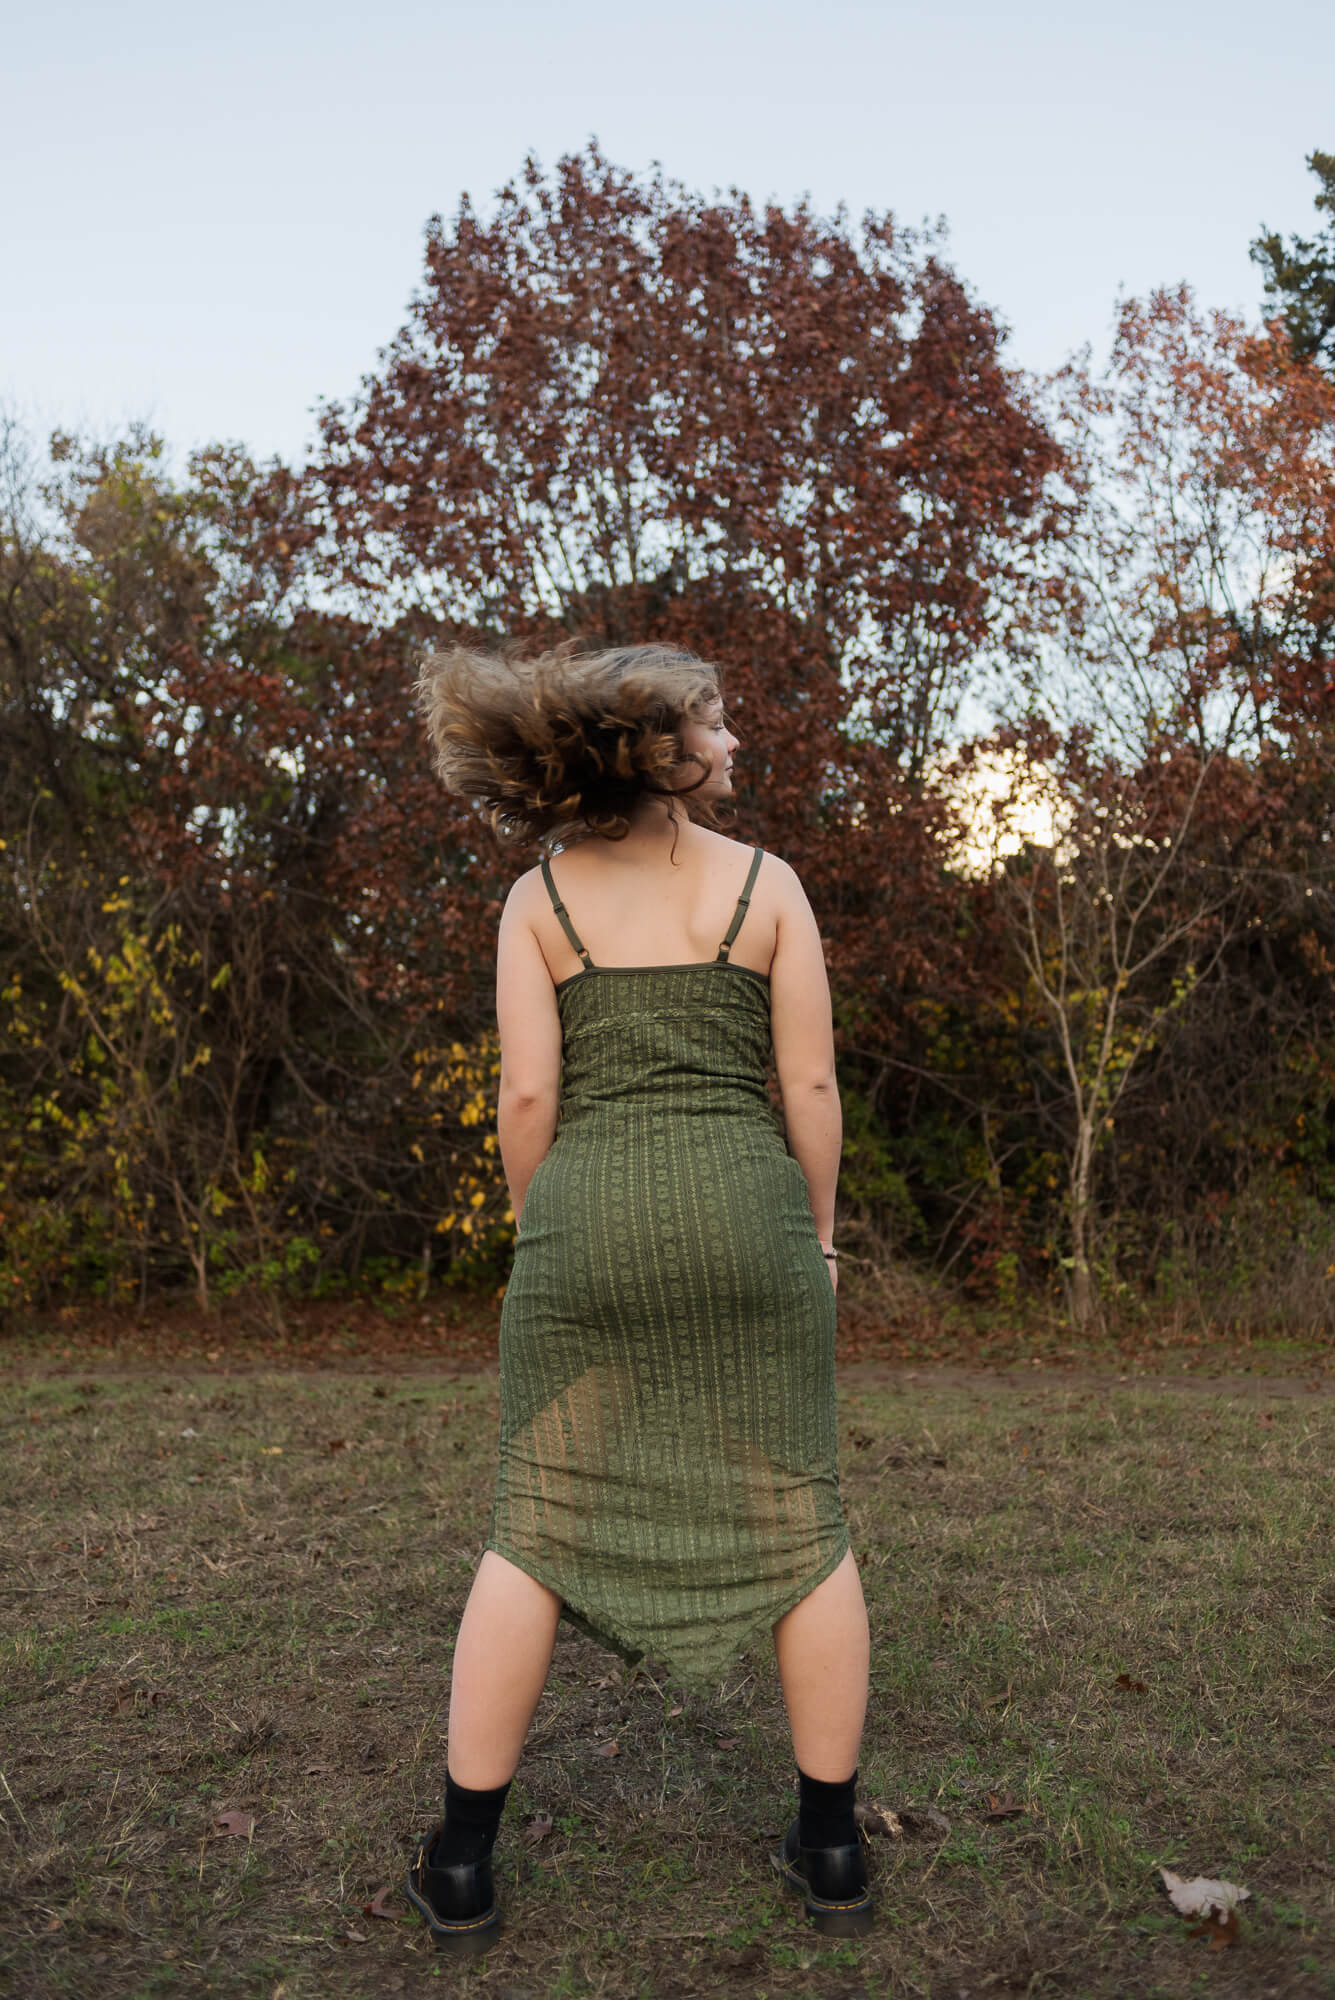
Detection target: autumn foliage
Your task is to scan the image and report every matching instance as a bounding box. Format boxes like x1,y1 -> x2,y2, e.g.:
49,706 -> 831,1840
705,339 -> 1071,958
3,146 -> 1335,1334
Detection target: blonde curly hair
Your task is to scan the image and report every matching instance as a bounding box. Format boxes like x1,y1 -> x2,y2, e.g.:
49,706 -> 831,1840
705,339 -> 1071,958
416,640 -> 727,845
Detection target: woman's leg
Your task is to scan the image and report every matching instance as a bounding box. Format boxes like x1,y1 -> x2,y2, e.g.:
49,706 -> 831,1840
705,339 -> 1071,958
446,1550 -> 563,1788
772,1549 -> 869,1780
770,1549 -> 874,1935
407,1552 -> 561,1950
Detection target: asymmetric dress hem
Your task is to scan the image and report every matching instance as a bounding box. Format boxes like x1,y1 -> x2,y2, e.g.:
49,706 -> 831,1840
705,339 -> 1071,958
483,1528 -> 850,1694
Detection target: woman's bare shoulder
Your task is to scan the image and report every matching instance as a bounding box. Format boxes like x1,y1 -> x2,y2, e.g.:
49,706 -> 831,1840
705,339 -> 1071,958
697,830 -> 807,900
501,863 -> 549,920
696,826 -> 777,867
752,848 -> 805,901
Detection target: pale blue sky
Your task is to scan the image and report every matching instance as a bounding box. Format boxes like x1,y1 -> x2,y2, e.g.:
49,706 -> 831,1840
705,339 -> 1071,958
4,0 -> 1332,464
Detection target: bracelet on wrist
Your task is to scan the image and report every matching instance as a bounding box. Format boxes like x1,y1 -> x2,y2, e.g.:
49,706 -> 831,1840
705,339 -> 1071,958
822,1248 -> 837,1261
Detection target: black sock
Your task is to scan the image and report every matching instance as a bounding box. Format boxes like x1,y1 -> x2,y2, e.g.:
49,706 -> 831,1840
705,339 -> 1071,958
798,1768 -> 858,1850
431,1771 -> 512,1867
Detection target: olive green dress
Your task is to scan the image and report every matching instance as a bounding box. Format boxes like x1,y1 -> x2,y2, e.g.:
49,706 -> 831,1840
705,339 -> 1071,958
487,847 -> 847,1688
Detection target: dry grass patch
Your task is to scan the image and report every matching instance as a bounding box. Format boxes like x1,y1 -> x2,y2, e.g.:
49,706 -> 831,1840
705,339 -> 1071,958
1,1366 -> 1332,1997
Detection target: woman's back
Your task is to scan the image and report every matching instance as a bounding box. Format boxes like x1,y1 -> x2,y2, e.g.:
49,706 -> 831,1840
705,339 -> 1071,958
528,824 -> 778,987
535,844 -> 776,1139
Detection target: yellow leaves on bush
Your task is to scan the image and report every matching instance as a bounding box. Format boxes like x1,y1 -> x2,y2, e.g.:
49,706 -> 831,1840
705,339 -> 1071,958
405,1032 -> 510,1259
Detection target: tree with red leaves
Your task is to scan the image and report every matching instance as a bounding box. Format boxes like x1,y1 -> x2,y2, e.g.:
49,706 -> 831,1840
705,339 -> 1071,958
307,145 -> 1062,1259
314,144 -> 1057,792
990,289 -> 1335,1327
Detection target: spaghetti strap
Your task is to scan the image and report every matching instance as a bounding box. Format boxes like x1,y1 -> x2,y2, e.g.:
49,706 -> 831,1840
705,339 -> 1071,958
540,857 -> 594,970
716,847 -> 764,962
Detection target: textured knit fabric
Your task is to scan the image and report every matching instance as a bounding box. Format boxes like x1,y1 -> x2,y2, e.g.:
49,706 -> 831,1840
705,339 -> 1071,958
486,847 -> 848,1690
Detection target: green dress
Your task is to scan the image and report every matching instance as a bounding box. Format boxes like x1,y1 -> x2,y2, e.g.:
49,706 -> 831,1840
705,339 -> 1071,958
487,847 -> 848,1688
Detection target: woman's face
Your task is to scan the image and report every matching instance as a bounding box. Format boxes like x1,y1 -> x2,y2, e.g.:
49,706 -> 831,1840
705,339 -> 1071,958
678,698 -> 739,800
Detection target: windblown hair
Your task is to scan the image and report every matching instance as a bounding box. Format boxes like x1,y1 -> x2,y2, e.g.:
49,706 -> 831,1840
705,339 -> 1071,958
416,640 -> 727,846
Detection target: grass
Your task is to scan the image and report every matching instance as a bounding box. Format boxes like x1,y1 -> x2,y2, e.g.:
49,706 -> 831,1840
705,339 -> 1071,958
1,1356 -> 1332,1997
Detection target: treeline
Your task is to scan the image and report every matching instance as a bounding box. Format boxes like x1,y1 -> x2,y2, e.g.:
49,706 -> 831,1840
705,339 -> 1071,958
4,145 -> 1335,1334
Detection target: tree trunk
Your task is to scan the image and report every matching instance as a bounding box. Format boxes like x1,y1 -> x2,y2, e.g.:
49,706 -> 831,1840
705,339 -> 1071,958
1068,1122 -> 1100,1334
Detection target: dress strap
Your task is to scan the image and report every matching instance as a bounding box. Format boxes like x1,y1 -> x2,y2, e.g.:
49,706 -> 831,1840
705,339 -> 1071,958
715,848 -> 764,963
540,857 -> 594,970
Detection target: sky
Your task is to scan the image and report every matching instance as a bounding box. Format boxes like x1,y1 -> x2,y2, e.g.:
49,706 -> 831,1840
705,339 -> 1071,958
4,0 -> 1333,468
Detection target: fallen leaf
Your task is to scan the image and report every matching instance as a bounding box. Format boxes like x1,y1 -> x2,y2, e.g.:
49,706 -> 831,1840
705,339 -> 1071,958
1161,1868 -> 1249,1947
854,1801 -> 903,1838
666,1704 -> 683,1719
1115,1672 -> 1148,1694
1258,1411 -> 1276,1428
362,1885 -> 395,1920
214,1811 -> 255,1838
984,1794 -> 1026,1822
1184,1907 -> 1241,1948
328,1439 -> 347,1453
1161,1869 -> 1250,1916
522,1813 -> 554,1844
259,1447 -> 283,1456
594,1739 -> 620,1757
341,1928 -> 369,1944
715,1736 -> 739,1751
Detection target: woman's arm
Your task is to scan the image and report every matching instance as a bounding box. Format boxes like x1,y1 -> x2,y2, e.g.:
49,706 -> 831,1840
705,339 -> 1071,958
768,859 -> 841,1284
495,875 -> 563,1228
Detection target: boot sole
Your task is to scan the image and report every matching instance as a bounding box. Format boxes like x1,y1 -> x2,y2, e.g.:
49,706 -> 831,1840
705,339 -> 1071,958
771,1849 -> 875,1937
403,1867 -> 501,1957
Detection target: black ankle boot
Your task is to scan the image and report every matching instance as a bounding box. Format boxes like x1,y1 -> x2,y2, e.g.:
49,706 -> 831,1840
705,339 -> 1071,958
772,1818 -> 874,1937
404,1826 -> 500,1956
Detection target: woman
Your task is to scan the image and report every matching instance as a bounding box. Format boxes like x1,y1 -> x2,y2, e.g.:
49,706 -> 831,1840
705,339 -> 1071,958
406,642 -> 872,1954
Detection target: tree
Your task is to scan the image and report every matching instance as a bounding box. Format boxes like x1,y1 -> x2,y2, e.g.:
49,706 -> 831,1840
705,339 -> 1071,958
0,422 -> 514,1310
999,744 -> 1247,1330
1253,150 -> 1335,369
312,142 -> 1059,797
990,288 -> 1335,1327
306,145 -> 1064,1274
1032,288 -> 1335,762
